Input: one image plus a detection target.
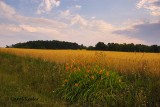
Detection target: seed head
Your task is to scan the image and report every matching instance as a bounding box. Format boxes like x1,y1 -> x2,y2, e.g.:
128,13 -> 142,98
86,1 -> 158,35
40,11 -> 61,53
75,83 -> 79,87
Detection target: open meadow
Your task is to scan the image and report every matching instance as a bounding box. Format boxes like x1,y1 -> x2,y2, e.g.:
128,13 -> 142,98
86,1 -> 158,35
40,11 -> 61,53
0,48 -> 160,107
1,48 -> 160,75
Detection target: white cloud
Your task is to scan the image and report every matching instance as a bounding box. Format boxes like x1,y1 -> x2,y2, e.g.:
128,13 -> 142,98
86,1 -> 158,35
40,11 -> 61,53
88,20 -> 114,32
75,5 -> 82,9
71,14 -> 88,26
19,25 -> 61,35
60,10 -> 71,17
0,24 -> 60,34
0,1 -> 16,20
37,0 -> 60,14
137,0 -> 160,16
0,1 -> 16,15
0,24 -> 21,34
61,12 -> 145,45
14,15 -> 67,28
91,16 -> 96,19
0,1 -> 148,47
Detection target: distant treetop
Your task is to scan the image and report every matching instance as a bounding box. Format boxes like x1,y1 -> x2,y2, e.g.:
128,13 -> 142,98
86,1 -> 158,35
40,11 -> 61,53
7,40 -> 160,53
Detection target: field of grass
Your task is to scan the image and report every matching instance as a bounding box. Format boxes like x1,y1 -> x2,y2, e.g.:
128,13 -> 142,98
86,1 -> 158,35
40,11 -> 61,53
1,48 -> 160,75
0,48 -> 160,107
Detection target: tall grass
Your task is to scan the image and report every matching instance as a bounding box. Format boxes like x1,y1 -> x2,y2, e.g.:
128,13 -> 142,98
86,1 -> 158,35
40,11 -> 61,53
53,59 -> 160,107
0,48 -> 160,75
0,49 -> 160,107
54,65 -> 126,106
0,52 -> 68,107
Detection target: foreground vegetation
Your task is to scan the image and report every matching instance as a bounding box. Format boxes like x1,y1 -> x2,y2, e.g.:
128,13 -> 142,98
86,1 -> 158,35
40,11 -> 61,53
0,53 -> 67,107
0,49 -> 160,106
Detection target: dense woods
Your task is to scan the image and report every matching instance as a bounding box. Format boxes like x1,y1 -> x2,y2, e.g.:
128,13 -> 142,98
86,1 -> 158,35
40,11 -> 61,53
7,40 -> 160,53
93,42 -> 160,53
8,40 -> 85,50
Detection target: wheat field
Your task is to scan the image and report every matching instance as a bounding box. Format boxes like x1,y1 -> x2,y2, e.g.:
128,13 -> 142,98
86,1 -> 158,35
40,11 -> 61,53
1,48 -> 160,106
0,48 -> 160,75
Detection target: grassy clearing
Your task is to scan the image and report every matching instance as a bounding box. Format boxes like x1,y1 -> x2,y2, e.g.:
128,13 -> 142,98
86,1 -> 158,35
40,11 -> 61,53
0,49 -> 160,107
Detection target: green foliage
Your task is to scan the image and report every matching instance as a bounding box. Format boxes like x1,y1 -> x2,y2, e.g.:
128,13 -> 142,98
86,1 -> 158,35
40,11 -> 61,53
0,52 -> 160,107
95,42 -> 107,50
123,73 -> 160,107
7,40 -> 160,53
54,62 -> 160,107
94,42 -> 160,53
54,67 -> 126,106
0,52 -> 68,107
9,40 -> 86,50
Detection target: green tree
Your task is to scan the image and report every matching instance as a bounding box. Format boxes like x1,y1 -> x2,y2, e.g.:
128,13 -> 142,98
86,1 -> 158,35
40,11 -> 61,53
95,42 -> 106,50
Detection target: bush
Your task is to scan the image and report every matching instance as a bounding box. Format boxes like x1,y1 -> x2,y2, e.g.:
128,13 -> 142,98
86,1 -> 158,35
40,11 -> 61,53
54,65 -> 126,106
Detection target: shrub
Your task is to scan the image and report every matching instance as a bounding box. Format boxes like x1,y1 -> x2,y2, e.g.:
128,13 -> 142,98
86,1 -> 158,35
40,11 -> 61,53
54,65 -> 126,106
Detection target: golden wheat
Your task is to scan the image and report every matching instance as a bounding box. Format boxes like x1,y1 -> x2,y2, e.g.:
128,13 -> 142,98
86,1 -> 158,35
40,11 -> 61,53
0,48 -> 160,75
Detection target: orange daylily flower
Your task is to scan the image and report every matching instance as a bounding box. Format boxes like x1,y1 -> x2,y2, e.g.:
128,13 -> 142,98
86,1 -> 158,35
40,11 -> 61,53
64,79 -> 68,83
91,75 -> 95,79
75,83 -> 79,87
66,66 -> 69,71
78,67 -> 80,71
99,70 -> 103,74
70,65 -> 73,69
86,70 -> 90,73
106,71 -> 109,77
87,65 -> 90,68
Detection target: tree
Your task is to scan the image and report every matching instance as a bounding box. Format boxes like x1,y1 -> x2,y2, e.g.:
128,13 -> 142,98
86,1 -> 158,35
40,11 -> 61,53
6,45 -> 10,48
87,46 -> 94,50
151,45 -> 159,53
10,40 -> 84,50
95,42 -> 106,50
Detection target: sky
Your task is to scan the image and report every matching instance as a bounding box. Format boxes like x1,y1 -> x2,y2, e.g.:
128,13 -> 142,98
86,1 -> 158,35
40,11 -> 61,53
0,0 -> 160,47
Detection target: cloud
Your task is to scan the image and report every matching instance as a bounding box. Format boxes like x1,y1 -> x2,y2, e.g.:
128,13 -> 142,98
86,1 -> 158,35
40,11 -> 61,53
0,24 -> 60,35
60,10 -> 71,17
0,1 -> 16,19
0,1 -> 16,15
71,14 -> 88,26
0,1 -> 147,47
19,25 -> 61,35
60,12 -> 145,45
113,20 -> 160,45
137,0 -> 160,16
91,17 -> 96,19
14,15 -> 67,28
75,5 -> 82,9
0,1 -> 66,47
0,1 -> 67,29
37,0 -> 60,14
154,1 -> 160,6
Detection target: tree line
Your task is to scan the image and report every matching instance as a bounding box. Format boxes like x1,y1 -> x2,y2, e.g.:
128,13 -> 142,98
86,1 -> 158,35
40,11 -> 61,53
7,40 -> 160,53
91,42 -> 160,53
7,40 -> 85,50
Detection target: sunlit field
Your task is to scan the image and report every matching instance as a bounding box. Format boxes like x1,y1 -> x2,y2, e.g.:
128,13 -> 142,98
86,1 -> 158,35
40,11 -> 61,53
0,48 -> 160,75
0,48 -> 160,107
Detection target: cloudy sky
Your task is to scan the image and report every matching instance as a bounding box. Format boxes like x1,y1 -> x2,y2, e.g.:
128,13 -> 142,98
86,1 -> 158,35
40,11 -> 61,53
0,0 -> 160,47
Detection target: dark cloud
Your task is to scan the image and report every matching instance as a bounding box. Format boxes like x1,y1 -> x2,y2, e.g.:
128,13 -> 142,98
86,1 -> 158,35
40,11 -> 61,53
153,1 -> 160,6
113,21 -> 160,45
